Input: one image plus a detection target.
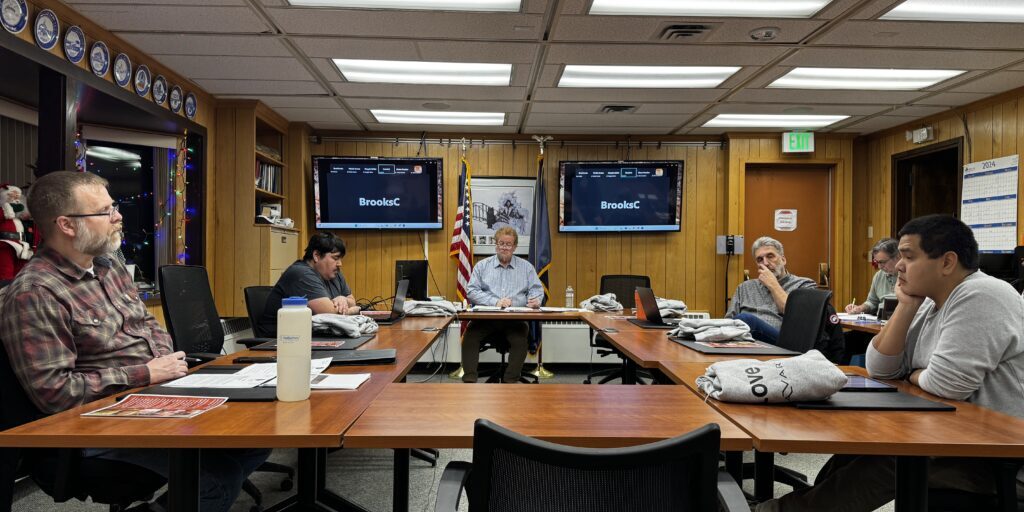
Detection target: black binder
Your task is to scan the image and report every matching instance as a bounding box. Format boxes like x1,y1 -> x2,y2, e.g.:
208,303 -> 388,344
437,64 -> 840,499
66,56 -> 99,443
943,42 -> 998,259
251,334 -> 375,351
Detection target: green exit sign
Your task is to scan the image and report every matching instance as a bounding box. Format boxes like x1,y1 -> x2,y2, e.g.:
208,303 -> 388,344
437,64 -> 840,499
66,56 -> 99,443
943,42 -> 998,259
782,132 -> 815,153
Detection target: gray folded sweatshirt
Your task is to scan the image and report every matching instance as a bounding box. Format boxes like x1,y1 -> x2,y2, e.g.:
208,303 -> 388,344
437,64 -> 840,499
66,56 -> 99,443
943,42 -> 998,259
696,350 -> 848,403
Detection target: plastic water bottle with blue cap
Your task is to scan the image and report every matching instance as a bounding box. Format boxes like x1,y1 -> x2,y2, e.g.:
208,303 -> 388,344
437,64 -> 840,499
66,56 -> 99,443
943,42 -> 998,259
277,296 -> 311,401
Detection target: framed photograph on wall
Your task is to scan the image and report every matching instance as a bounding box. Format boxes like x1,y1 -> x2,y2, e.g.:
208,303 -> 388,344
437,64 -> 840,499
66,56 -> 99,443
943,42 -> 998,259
470,176 -> 536,255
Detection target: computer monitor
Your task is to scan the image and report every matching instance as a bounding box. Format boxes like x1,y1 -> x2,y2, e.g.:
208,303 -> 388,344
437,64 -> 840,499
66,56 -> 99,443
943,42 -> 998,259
395,260 -> 428,301
979,253 -> 1017,281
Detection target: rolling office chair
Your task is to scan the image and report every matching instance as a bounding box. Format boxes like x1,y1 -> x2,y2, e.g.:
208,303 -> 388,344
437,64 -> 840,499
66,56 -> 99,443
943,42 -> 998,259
158,265 -> 295,510
476,334 -> 539,384
0,338 -> 165,512
243,285 -> 275,342
433,420 -> 747,512
584,274 -> 652,385
744,287 -> 836,500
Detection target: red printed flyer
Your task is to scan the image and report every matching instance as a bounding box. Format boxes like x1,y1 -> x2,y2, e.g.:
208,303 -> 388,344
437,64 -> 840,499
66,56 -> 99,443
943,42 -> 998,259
82,394 -> 228,419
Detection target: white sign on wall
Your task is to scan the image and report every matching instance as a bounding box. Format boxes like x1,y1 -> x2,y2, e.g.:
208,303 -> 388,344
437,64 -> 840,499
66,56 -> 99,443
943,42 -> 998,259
774,209 -> 798,232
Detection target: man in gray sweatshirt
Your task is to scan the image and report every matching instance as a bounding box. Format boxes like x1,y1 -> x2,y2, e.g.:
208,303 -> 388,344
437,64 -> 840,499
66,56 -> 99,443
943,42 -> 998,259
758,214 -> 1024,512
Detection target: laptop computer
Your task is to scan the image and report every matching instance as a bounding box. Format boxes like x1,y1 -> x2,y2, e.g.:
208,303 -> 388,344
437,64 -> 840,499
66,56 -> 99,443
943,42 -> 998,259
374,279 -> 409,326
627,287 -> 680,329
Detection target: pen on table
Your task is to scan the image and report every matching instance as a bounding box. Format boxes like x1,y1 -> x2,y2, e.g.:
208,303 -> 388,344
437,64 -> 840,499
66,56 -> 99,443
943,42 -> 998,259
183,356 -> 204,364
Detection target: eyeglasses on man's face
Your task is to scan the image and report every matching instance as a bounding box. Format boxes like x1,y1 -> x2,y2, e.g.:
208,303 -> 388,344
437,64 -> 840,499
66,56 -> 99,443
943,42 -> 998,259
496,241 -> 516,248
61,204 -> 120,221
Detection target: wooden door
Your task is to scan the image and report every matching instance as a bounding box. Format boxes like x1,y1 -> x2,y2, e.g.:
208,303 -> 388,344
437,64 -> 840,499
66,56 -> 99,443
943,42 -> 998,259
744,166 -> 832,287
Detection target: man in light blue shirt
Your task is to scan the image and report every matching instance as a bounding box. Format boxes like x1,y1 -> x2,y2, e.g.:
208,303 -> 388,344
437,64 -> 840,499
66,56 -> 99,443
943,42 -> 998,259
462,226 -> 544,383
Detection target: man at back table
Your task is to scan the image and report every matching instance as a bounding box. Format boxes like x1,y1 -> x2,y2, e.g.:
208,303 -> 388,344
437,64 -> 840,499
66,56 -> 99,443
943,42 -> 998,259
0,171 -> 269,512
462,226 -> 543,383
258,232 -> 360,336
726,236 -> 816,343
757,214 -> 1024,511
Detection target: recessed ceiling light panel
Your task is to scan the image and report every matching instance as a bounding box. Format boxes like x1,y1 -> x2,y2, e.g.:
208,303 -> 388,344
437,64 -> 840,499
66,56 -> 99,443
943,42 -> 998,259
288,0 -> 521,12
371,110 -> 506,126
769,67 -> 965,90
558,65 -> 740,88
881,0 -> 1024,23
333,59 -> 512,86
703,114 -> 848,128
589,0 -> 830,18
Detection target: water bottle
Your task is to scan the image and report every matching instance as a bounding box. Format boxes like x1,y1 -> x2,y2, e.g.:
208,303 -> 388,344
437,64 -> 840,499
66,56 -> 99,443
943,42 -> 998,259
565,285 -> 575,308
276,296 -> 312,402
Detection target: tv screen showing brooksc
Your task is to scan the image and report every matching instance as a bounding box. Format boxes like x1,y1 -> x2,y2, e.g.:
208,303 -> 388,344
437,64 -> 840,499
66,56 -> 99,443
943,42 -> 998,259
313,156 -> 444,230
559,161 -> 683,232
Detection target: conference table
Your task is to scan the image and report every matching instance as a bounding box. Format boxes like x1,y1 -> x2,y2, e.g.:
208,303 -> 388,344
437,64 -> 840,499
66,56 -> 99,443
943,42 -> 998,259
659,361 -> 1024,511
840,319 -> 883,334
0,316 -> 454,512
344,383 -> 753,512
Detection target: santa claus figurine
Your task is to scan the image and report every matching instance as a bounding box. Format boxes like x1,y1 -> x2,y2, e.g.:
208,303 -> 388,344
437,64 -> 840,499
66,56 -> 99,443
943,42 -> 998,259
0,184 -> 34,280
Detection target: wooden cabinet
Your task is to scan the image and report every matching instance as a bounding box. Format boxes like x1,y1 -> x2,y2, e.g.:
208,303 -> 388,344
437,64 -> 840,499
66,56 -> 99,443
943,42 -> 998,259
213,100 -> 300,316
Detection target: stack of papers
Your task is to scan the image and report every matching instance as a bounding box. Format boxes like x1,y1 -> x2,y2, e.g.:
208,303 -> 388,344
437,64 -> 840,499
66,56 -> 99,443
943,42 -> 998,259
164,358 -> 370,391
837,313 -> 878,322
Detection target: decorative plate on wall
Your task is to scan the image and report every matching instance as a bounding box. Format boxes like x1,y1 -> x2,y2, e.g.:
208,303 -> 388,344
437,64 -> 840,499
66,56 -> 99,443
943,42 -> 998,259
152,75 -> 168,105
1,0 -> 28,34
169,85 -> 183,114
89,41 -> 110,77
63,25 -> 85,64
184,92 -> 197,119
33,9 -> 59,51
113,53 -> 131,88
134,64 -> 151,97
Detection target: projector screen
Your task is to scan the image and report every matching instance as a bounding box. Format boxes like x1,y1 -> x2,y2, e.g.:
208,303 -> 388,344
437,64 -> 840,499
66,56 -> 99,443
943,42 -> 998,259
559,160 -> 683,232
313,156 -> 444,229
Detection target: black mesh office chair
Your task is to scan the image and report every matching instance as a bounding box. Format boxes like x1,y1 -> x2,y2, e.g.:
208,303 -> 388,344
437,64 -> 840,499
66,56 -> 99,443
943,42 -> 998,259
584,274 -> 651,385
477,334 -> 539,384
434,419 -> 747,512
743,287 -> 837,498
243,285 -> 275,343
158,265 -> 295,510
0,338 -> 165,511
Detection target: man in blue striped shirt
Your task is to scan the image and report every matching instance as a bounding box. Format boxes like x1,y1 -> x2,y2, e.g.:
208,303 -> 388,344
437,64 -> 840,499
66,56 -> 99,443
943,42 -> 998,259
462,226 -> 544,383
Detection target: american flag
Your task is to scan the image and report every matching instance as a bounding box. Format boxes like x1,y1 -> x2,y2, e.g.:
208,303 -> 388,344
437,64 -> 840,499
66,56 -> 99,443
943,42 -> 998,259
449,158 -> 473,303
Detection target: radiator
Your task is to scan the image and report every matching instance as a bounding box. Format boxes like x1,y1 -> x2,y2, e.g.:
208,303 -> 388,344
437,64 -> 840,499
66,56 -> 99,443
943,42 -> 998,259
417,320 -> 607,365
220,317 -> 253,354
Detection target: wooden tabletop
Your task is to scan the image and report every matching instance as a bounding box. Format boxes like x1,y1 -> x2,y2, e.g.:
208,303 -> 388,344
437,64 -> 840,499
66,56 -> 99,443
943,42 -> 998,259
458,310 -> 585,321
840,320 -> 882,334
596,329 -> 781,368
659,362 -> 1024,458
0,327 -> 445,450
385,315 -> 454,331
344,383 -> 752,451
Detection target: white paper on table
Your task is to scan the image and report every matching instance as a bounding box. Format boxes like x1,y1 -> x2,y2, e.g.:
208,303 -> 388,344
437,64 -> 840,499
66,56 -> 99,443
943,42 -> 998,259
163,373 -> 266,389
262,357 -> 335,386
310,373 -> 370,390
504,306 -> 539,313
539,306 -> 580,312
837,313 -> 877,321
469,305 -> 502,312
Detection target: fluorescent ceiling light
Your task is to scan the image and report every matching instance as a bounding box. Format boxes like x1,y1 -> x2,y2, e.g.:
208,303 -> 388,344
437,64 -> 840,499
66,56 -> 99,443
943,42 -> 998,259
881,0 -> 1024,23
371,110 -> 506,126
86,146 -> 142,162
288,0 -> 520,11
333,59 -> 512,86
589,0 -> 829,18
769,67 -> 965,90
703,114 -> 848,129
559,65 -> 740,88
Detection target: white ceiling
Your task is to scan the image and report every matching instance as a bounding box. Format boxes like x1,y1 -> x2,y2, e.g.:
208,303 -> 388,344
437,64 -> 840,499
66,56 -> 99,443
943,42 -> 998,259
69,0 -> 1024,135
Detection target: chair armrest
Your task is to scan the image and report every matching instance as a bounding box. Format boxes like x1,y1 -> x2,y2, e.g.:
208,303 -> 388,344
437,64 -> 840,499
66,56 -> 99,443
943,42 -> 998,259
434,461 -> 472,512
236,337 -> 274,348
716,470 -> 750,512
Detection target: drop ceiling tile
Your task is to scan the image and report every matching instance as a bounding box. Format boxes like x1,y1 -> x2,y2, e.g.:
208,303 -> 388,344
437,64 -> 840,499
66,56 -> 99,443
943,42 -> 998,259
526,113 -> 683,127
329,81 -> 528,101
118,34 -> 291,57
362,123 -> 519,133
710,103 -> 890,116
524,125 -> 671,134
943,71 -> 1024,95
914,92 -> 994,106
551,16 -> 824,44
730,89 -> 921,104
307,121 -> 363,131
782,48 -> 1022,70
70,5 -> 270,32
813,20 -> 1024,49
265,8 -> 543,39
835,116 -> 918,134
193,79 -> 327,95
274,107 -> 355,123
529,102 -> 702,114
292,38 -> 420,59
155,56 -> 314,81
345,98 -> 523,112
252,96 -> 339,109
891,105 -> 951,117
532,87 -> 724,103
546,44 -> 785,66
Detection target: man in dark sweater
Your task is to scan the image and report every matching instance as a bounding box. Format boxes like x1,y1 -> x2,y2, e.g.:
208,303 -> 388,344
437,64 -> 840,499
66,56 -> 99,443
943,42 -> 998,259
726,236 -> 816,343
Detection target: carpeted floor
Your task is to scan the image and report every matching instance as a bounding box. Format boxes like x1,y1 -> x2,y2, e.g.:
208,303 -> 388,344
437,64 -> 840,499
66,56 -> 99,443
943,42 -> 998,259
10,365 -> 894,512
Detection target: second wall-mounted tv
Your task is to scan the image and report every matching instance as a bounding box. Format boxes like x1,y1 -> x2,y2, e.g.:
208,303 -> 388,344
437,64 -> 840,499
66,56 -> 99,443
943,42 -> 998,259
559,160 -> 683,232
313,156 -> 443,230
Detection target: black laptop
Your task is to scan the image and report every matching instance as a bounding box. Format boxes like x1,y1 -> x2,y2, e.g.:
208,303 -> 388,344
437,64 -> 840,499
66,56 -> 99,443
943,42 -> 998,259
375,279 -> 409,326
627,287 -> 680,329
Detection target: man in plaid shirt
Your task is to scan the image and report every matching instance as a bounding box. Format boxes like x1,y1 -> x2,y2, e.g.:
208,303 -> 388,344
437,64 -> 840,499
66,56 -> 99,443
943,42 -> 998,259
0,171 -> 268,511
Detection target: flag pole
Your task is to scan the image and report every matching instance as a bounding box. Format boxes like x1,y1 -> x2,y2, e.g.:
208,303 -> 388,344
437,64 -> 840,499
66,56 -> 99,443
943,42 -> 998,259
529,135 -> 555,380
450,138 -> 470,380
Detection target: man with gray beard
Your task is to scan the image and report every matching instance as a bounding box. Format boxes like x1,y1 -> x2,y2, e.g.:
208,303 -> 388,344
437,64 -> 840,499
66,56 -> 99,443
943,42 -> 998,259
0,171 -> 268,512
726,236 -> 816,344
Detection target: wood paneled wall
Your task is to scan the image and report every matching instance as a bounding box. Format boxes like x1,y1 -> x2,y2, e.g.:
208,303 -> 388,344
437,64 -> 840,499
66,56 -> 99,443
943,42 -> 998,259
307,139 -> 732,316
726,133 -> 856,309
854,90 -> 1024,299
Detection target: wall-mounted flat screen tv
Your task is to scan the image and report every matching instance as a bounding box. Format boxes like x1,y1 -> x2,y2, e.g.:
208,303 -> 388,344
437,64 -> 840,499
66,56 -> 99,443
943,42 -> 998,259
558,160 -> 683,232
313,156 -> 443,230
